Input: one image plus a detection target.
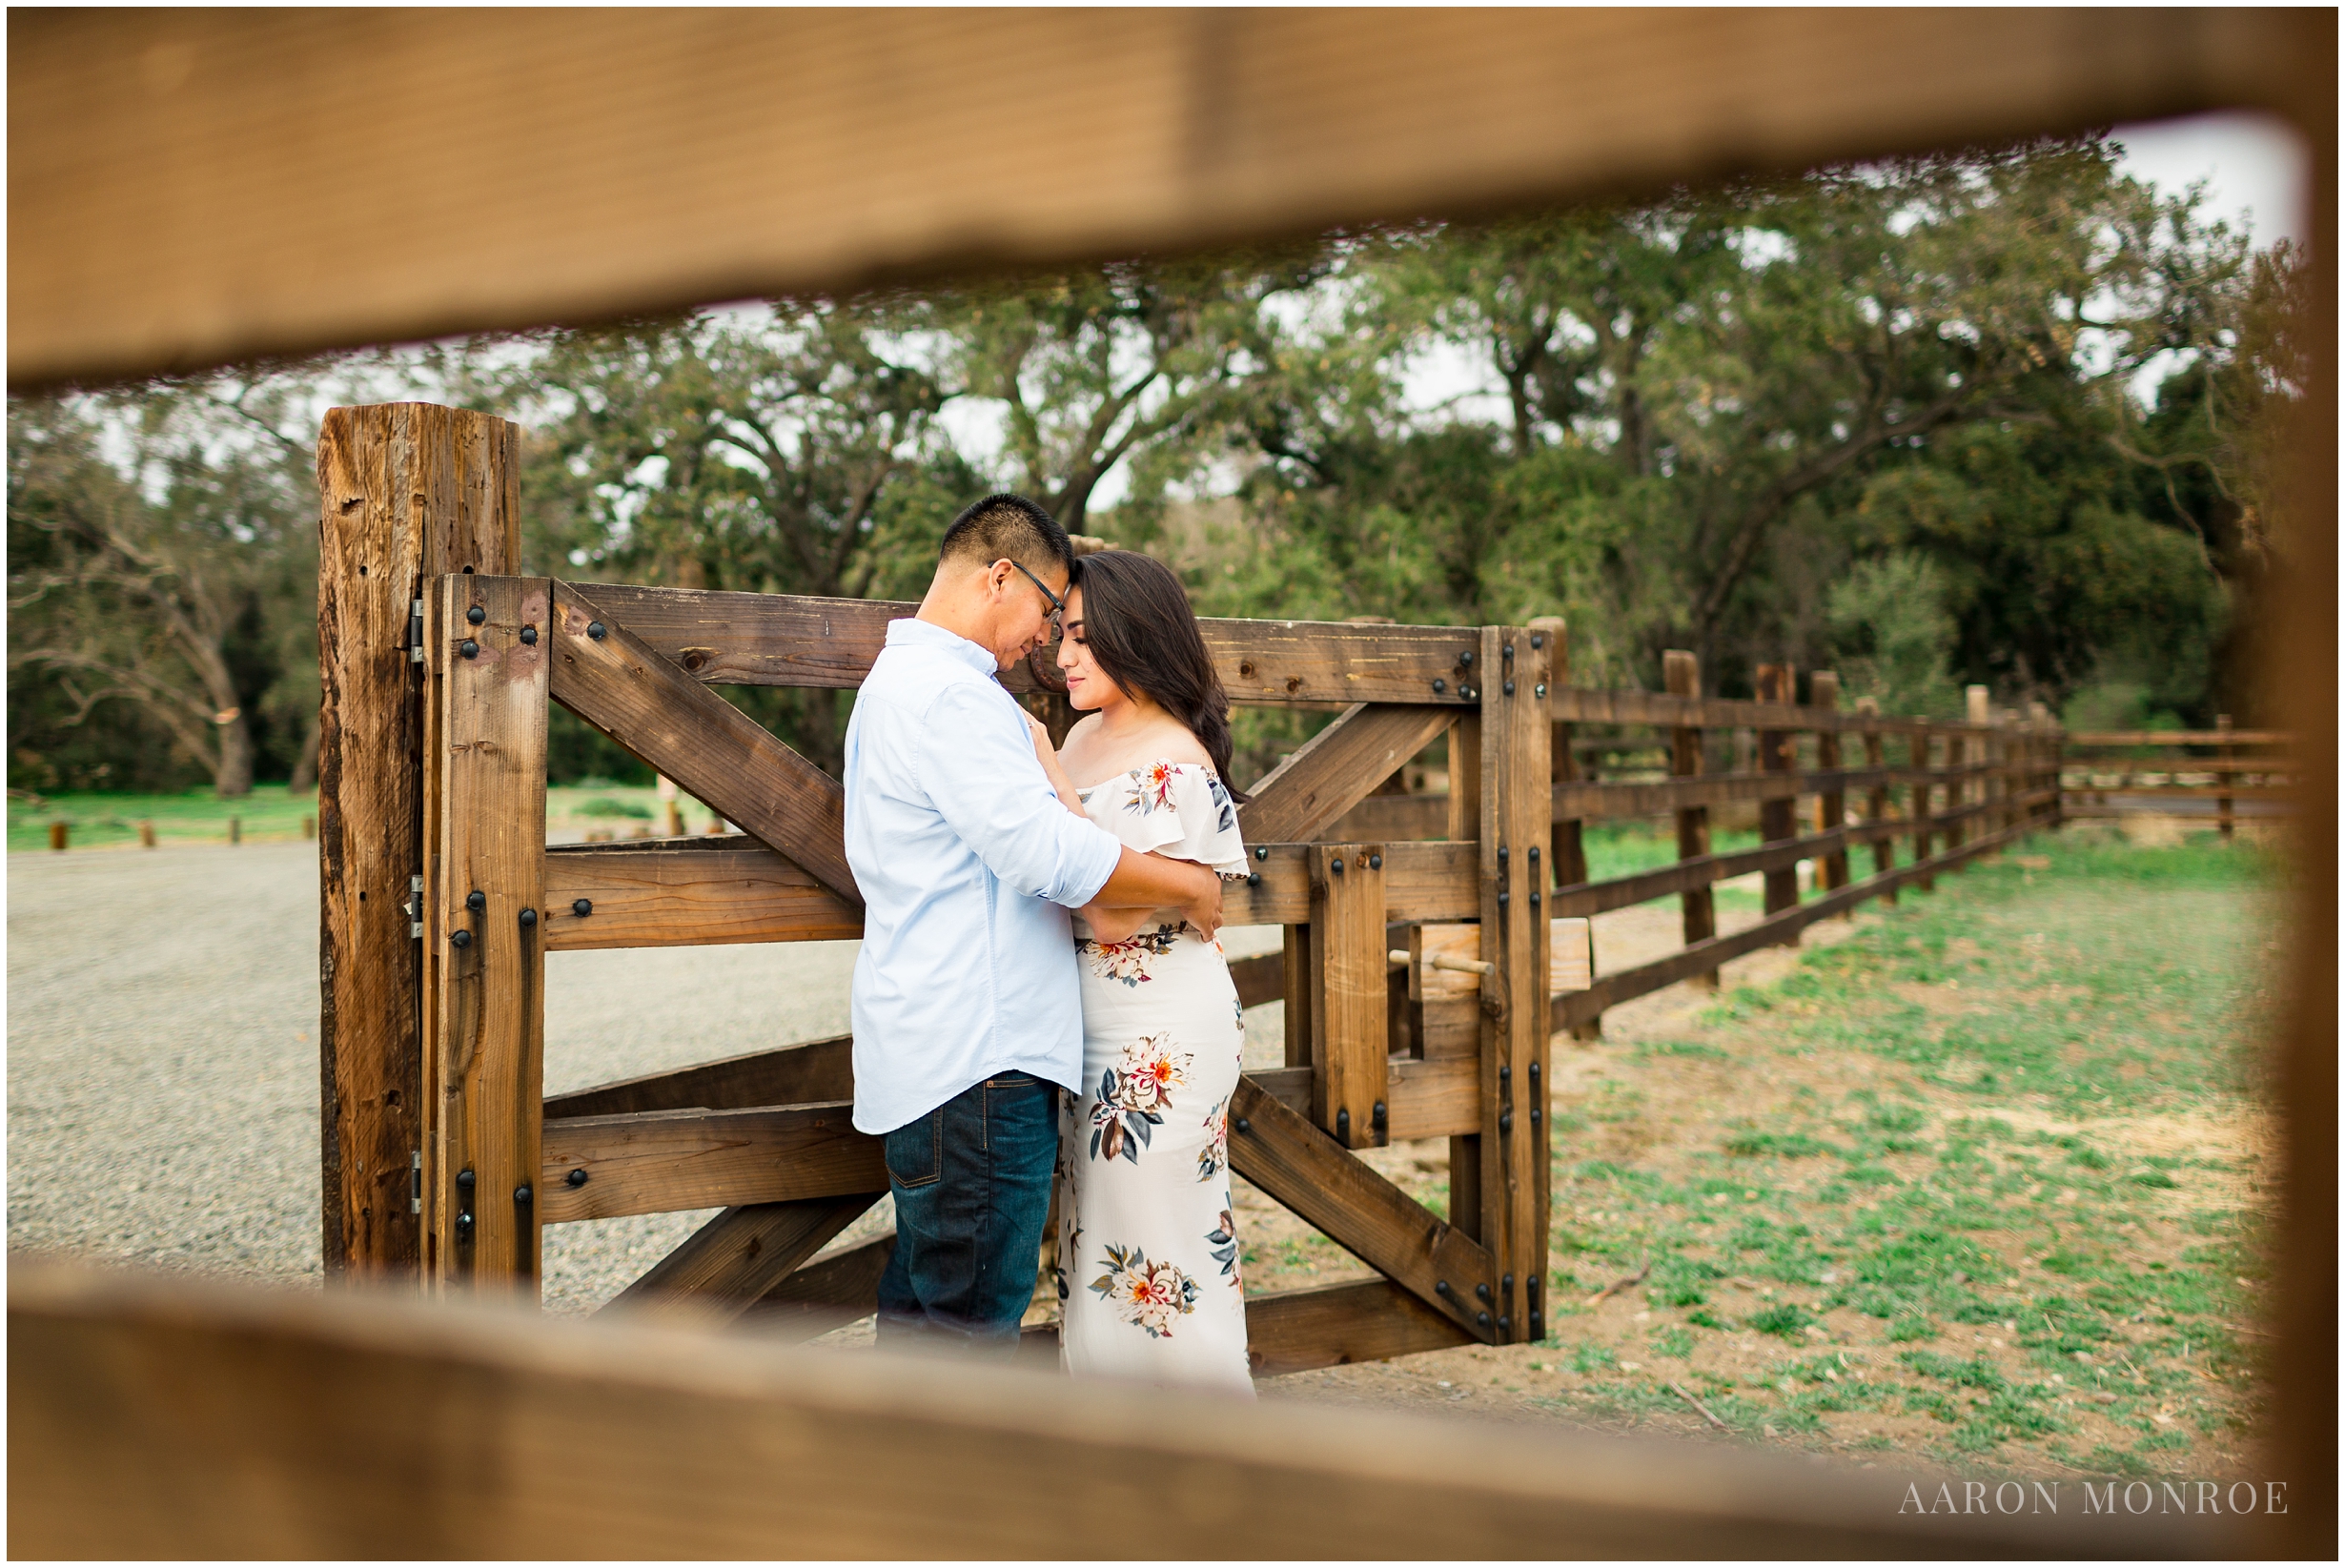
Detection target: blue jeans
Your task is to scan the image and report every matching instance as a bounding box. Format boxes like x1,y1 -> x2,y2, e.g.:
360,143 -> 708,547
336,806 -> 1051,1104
875,1071 -> 1056,1353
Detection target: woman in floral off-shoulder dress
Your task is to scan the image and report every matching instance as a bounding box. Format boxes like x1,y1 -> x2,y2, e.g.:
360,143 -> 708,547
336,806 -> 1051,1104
1026,551 -> 1254,1394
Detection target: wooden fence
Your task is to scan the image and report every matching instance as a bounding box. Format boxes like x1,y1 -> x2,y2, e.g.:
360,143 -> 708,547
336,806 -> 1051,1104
10,1256 -> 2231,1558
15,9 -> 2327,1558
311,402 -> 2064,1377
2060,720 -> 2297,837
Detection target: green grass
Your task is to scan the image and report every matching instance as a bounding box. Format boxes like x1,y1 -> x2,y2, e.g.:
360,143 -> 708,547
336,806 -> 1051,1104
8,786 -> 322,851
1536,825 -> 2275,1477
8,783 -> 727,852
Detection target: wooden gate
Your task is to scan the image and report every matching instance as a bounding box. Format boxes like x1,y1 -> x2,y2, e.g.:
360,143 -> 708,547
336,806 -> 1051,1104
318,401 -> 2058,1371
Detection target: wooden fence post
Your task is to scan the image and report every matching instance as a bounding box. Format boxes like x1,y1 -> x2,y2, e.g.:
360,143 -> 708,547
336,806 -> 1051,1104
1663,651 -> 1716,986
1810,670 -> 1847,902
1477,625 -> 1551,1344
2217,713 -> 2235,841
1445,708 -> 1481,1241
1963,686 -> 1989,857
1312,844 -> 1388,1149
425,574 -> 551,1297
1531,618 -> 1583,888
316,403 -> 520,1281
1755,664 -> 1798,935
1912,723 -> 1937,893
1855,698 -> 1893,900
2029,702 -> 2053,828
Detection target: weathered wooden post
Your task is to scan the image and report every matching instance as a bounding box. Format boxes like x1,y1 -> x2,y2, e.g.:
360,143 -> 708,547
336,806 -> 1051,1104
1912,723 -> 1937,894
1755,663 -> 1798,934
1963,685 -> 1990,856
316,403 -> 521,1281
2217,713 -> 2235,842
1809,670 -> 1847,900
1855,698 -> 1894,899
1475,624 -> 1551,1344
48,822 -> 66,851
1311,843 -> 1388,1149
1530,618 -> 1583,889
1663,650 -> 1716,985
422,574 -> 551,1295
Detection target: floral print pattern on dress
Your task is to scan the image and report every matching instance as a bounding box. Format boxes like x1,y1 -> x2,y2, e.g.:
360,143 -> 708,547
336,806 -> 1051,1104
1076,926 -> 1181,987
1197,1096 -> 1229,1182
1090,1243 -> 1197,1337
1205,1210 -> 1240,1287
1090,1033 -> 1192,1163
1125,760 -> 1182,815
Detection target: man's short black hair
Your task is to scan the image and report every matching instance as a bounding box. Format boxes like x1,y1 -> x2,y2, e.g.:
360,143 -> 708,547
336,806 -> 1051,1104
938,493 -> 1074,578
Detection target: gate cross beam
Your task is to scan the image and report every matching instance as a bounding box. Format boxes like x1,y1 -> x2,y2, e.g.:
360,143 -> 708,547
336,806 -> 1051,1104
547,579 -> 860,906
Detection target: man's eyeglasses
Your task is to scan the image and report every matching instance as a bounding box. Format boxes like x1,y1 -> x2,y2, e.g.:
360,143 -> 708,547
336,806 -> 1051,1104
1007,559 -> 1065,632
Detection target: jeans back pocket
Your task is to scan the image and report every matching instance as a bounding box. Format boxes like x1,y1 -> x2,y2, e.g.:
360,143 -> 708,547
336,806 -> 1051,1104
884,1109 -> 944,1189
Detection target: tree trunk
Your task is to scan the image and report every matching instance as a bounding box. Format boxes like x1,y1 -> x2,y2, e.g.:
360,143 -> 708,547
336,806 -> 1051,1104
214,712 -> 255,798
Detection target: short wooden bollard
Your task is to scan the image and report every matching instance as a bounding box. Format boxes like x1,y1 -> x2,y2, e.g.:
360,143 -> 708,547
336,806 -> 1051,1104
138,821 -> 156,848
49,821 -> 68,851
302,814 -> 316,840
227,816 -> 241,845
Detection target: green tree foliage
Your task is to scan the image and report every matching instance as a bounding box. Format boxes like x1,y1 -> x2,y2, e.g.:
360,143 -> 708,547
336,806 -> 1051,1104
6,135 -> 2302,795
9,380 -> 321,796
1210,139 -> 2270,713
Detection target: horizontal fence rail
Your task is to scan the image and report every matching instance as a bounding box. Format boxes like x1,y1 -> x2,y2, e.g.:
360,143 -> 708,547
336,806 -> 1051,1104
2056,718 -> 2297,836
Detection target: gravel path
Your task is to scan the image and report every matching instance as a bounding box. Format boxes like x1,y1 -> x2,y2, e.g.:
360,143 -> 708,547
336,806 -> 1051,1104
6,843 -> 1289,1315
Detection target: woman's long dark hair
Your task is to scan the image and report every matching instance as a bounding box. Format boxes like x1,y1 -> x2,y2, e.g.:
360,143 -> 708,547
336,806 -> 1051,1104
1069,550 -> 1248,801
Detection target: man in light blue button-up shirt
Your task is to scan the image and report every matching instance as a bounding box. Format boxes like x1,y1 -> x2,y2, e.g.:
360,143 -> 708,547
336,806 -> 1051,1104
845,494 -> 1224,1351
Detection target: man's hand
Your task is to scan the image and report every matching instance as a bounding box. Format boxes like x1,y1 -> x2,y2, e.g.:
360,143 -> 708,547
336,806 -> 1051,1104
1176,861 -> 1224,943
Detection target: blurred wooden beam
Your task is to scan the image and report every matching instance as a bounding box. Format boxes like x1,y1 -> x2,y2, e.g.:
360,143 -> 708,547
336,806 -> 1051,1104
8,1259 -> 2236,1558
8,8 -> 2319,388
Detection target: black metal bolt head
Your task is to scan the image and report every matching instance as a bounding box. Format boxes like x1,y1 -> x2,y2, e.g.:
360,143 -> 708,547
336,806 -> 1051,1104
1435,1279 -> 1453,1297
1246,872 -> 1260,888
1372,1100 -> 1387,1129
456,1170 -> 476,1191
1530,890 -> 1541,908
1476,1282 -> 1492,1302
1233,1116 -> 1251,1135
1497,890 -> 1509,907
1499,1065 -> 1510,1088
573,898 -> 593,917
565,1168 -> 589,1188
459,639 -> 479,660
467,604 -> 486,625
1254,845 -> 1269,862
1530,632 -> 1544,649
1503,680 -> 1516,696
586,621 -> 606,641
1503,643 -> 1515,661
1499,1110 -> 1515,1135
1535,682 -> 1547,700
1531,1106 -> 1543,1129
450,929 -> 472,949
1477,1310 -> 1492,1329
1336,1108 -> 1352,1143
519,625 -> 539,645
1329,856 -> 1345,876
1458,650 -> 1475,668
466,890 -> 486,913
514,1185 -> 533,1205
1368,852 -> 1382,869
519,906 -> 537,927
1432,678 -> 1447,694
1498,1315 -> 1512,1334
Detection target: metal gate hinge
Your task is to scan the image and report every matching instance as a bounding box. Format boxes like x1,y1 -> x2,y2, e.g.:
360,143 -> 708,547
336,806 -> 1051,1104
411,1151 -> 422,1214
404,874 -> 423,939
408,599 -> 425,664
